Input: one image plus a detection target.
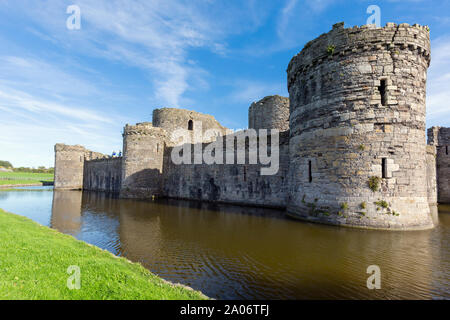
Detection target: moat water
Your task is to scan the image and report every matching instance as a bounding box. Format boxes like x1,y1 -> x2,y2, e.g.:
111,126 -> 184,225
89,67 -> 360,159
0,186 -> 449,299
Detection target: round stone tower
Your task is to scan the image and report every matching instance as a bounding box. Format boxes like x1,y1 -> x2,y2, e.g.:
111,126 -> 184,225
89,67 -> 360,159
121,122 -> 166,198
152,108 -> 227,145
248,95 -> 290,131
286,22 -> 434,230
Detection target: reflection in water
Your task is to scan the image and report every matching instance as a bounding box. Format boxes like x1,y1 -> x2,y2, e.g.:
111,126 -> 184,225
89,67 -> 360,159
51,190 -> 82,234
0,187 -> 449,299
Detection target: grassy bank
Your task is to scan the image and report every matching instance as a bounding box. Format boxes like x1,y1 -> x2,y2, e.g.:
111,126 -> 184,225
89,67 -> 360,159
0,209 -> 207,300
0,172 -> 54,186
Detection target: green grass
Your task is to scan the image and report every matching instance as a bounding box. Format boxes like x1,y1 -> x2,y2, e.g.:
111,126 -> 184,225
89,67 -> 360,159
0,172 -> 54,186
0,209 -> 207,300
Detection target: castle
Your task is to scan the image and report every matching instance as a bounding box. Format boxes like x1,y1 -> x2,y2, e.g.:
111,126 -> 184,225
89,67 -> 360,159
54,22 -> 450,230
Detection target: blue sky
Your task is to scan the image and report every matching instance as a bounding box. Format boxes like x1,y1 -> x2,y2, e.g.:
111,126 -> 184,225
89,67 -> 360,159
0,0 -> 449,167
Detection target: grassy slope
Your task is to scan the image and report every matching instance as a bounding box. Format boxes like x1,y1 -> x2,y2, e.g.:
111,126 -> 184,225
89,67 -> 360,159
0,209 -> 207,300
0,172 -> 54,186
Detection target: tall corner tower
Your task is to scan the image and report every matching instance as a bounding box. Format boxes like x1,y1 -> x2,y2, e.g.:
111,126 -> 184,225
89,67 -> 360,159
286,22 -> 433,230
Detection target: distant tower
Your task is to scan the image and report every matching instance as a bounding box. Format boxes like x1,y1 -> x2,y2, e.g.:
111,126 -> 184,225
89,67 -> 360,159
54,144 -> 87,190
287,22 -> 434,229
120,123 -> 166,198
248,95 -> 290,131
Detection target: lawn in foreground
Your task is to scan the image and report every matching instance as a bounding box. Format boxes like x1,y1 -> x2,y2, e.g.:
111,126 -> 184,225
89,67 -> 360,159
0,172 -> 54,186
0,209 -> 207,300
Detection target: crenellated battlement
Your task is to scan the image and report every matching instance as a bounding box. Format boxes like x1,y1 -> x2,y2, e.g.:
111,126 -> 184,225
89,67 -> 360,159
287,22 -> 431,89
54,143 -> 88,153
122,122 -> 164,136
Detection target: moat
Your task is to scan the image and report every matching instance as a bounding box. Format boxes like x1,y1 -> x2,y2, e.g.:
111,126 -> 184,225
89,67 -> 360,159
0,186 -> 449,299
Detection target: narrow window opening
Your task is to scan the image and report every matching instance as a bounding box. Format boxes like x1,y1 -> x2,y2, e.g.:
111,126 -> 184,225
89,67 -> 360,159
303,85 -> 309,105
378,79 -> 387,106
382,158 -> 387,178
188,120 -> 193,131
243,166 -> 247,182
156,143 -> 159,153
446,146 -> 448,155
308,160 -> 312,183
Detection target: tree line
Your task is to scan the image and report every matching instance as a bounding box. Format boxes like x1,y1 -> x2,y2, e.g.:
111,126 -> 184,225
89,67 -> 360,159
0,160 -> 54,174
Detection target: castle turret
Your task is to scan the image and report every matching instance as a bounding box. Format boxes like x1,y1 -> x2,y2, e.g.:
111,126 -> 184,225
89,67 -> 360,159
248,95 -> 290,131
120,123 -> 166,198
152,108 -> 227,144
286,22 -> 433,230
54,144 -> 87,190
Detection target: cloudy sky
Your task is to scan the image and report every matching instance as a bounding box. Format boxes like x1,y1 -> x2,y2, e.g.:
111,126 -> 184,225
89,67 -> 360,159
0,0 -> 449,167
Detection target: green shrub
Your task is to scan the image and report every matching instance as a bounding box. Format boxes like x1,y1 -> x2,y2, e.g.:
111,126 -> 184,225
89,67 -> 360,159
327,45 -> 336,56
360,202 -> 367,209
368,176 -> 381,192
375,200 -> 389,209
340,202 -> 349,210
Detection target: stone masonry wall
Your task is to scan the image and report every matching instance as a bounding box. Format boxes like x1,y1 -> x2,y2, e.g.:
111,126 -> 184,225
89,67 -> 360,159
54,144 -> 88,190
153,108 -> 228,145
426,145 -> 437,205
287,22 -> 433,230
120,123 -> 166,198
162,131 -> 290,208
84,157 -> 122,193
428,127 -> 450,203
248,95 -> 290,131
54,143 -> 107,190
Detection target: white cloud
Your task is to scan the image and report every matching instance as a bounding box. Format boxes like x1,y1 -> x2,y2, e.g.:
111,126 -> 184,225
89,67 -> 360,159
277,0 -> 299,38
0,84 -> 123,167
229,80 -> 287,104
4,0 -> 267,107
306,0 -> 336,13
0,0 -> 276,167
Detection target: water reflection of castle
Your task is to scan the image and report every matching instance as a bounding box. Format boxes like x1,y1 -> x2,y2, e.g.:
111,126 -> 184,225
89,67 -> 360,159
49,190 -> 448,299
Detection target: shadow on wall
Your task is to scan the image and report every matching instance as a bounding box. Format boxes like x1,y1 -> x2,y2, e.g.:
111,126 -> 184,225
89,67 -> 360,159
121,168 -> 163,199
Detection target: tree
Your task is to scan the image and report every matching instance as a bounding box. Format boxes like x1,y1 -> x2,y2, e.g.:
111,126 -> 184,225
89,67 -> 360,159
0,160 -> 13,168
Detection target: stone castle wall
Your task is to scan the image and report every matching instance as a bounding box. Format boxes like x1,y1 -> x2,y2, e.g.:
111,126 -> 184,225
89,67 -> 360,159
428,127 -> 450,203
287,22 -> 433,230
426,145 -> 437,205
162,131 -> 290,208
84,157 -> 122,193
54,22 -> 448,230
